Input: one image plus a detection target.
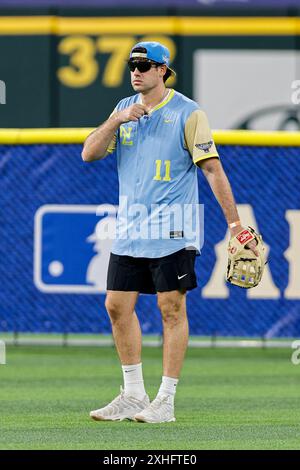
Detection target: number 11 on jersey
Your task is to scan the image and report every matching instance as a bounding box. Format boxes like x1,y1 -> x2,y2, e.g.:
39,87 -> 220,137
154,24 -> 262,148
154,160 -> 171,182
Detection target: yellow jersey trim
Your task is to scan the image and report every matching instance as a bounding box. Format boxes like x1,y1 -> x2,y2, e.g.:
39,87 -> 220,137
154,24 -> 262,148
149,89 -> 175,115
193,153 -> 219,165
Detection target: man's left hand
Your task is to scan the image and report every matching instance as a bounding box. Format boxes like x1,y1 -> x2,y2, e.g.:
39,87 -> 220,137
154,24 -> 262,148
230,226 -> 259,257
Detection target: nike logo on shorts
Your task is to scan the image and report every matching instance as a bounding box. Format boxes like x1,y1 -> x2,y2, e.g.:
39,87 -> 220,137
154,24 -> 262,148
177,274 -> 188,280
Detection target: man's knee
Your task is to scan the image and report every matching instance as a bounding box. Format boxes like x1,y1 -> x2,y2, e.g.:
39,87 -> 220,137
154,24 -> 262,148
157,293 -> 185,326
105,296 -> 125,323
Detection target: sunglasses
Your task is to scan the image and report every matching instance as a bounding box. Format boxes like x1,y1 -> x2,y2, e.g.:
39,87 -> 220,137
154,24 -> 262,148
127,60 -> 161,73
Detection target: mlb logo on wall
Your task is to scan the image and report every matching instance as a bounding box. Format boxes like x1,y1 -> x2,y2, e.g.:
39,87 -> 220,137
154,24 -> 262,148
34,204 -> 117,293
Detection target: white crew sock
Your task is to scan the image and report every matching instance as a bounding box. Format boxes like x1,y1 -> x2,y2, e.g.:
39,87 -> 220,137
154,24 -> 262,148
121,363 -> 146,400
157,376 -> 179,405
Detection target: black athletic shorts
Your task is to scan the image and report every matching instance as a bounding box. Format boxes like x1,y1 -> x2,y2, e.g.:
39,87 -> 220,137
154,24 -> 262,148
107,248 -> 198,294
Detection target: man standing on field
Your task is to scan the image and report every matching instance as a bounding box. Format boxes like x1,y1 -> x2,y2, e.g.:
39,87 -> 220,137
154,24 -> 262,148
82,41 -> 257,423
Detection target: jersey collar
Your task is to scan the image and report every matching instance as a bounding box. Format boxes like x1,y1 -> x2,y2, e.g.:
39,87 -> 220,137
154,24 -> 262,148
138,89 -> 175,115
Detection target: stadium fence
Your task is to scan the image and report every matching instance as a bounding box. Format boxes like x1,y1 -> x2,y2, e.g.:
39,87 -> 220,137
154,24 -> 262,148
0,129 -> 300,347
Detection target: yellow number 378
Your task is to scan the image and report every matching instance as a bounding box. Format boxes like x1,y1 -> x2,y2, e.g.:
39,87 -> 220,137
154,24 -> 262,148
57,35 -> 176,89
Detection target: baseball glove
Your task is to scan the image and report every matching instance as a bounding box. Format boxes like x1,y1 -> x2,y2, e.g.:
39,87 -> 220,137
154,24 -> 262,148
226,226 -> 265,288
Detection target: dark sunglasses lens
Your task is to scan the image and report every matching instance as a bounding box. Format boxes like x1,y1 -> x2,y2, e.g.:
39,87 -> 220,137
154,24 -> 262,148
128,61 -> 152,73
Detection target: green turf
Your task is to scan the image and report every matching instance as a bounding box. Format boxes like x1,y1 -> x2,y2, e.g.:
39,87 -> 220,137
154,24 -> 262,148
0,346 -> 300,450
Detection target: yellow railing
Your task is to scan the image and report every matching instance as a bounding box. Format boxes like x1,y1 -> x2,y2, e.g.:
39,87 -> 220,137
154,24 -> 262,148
213,130 -> 300,146
0,129 -> 92,145
0,16 -> 300,36
0,129 -> 300,146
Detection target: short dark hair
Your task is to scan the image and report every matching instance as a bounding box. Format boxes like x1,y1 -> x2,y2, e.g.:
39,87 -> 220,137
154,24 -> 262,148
163,68 -> 172,83
151,63 -> 171,82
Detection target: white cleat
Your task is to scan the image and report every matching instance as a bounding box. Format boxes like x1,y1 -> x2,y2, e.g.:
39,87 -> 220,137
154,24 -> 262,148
134,394 -> 176,423
90,386 -> 150,422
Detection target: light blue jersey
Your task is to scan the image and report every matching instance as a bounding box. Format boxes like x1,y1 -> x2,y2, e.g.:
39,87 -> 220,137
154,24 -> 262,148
108,89 -> 218,258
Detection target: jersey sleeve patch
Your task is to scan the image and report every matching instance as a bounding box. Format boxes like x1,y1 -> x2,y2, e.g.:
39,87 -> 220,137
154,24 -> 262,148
184,109 -> 219,165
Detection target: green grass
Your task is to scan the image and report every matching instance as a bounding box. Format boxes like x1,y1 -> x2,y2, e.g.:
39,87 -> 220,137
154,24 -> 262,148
0,346 -> 300,450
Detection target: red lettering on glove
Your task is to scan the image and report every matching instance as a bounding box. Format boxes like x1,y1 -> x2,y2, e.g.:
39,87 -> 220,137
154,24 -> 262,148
236,230 -> 254,245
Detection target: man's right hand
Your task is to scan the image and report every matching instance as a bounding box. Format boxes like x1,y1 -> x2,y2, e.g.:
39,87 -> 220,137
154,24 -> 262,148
115,104 -> 148,123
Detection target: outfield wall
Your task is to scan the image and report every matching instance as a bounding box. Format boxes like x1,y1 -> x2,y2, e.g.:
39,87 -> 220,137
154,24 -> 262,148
0,130 -> 300,337
0,8 -> 299,129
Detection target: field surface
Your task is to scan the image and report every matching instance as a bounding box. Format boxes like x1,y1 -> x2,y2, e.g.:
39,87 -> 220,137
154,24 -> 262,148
0,346 -> 299,450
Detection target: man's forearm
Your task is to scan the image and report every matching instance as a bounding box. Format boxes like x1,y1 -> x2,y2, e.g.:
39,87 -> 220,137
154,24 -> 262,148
199,158 -> 259,254
200,159 -> 240,230
82,114 -> 121,162
82,103 -> 147,162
